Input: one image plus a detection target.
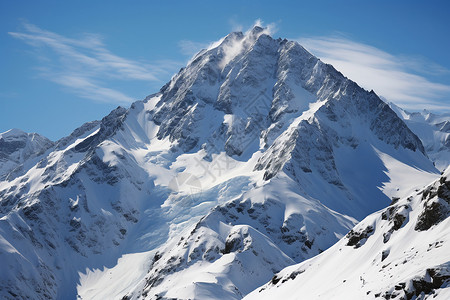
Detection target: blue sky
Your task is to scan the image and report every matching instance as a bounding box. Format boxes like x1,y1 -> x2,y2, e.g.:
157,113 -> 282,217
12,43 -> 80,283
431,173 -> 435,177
1,0 -> 449,140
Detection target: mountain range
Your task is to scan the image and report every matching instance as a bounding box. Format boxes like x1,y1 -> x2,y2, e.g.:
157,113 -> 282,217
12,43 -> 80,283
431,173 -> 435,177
0,26 -> 448,299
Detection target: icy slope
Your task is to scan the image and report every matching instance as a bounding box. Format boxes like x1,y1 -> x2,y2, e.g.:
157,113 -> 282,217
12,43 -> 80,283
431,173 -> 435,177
0,129 -> 54,178
0,99 -> 259,299
247,167 -> 450,300
390,103 -> 450,171
0,26 -> 441,300
119,175 -> 356,300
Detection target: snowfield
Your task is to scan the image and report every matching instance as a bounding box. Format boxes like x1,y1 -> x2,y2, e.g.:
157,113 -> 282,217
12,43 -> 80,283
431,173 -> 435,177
246,166 -> 450,300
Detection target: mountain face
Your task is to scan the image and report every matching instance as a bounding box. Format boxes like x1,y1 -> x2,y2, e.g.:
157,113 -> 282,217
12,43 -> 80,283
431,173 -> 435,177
247,166 -> 450,300
0,26 -> 443,300
390,103 -> 450,172
0,129 -> 54,179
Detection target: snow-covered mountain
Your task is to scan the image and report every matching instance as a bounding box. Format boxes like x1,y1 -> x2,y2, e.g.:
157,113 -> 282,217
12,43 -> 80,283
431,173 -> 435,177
390,103 -> 450,171
0,26 -> 444,300
0,128 -> 54,179
247,166 -> 450,300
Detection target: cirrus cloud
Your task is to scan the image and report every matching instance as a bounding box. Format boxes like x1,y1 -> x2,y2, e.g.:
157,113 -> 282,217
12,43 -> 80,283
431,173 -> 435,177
298,36 -> 450,111
9,23 -> 181,104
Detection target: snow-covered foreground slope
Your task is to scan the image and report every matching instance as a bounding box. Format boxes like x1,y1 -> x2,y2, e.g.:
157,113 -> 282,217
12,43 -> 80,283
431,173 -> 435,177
0,129 -> 54,178
115,175 -> 356,300
390,103 -> 450,171
0,26 -> 442,299
247,167 -> 450,300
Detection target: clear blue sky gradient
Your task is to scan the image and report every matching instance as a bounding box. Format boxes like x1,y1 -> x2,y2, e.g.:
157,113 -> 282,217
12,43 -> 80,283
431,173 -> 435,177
1,0 -> 449,140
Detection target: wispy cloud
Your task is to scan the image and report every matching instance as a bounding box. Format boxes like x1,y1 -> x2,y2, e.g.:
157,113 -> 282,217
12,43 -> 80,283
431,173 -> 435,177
298,36 -> 450,111
9,23 -> 180,104
178,40 -> 210,57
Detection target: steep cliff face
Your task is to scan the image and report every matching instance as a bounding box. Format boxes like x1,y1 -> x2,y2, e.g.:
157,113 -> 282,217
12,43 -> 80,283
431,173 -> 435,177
0,26 -> 440,300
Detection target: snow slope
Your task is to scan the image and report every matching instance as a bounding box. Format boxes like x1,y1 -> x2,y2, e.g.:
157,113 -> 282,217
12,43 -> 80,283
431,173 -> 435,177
247,166 -> 450,300
119,175 -> 356,300
0,26 -> 442,300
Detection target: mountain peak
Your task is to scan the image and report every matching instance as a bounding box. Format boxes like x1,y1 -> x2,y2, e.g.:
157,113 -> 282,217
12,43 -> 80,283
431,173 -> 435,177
249,25 -> 265,36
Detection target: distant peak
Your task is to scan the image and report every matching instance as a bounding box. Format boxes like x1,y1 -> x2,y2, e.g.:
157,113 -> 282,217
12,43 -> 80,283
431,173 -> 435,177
422,109 -> 431,115
1,128 -> 26,137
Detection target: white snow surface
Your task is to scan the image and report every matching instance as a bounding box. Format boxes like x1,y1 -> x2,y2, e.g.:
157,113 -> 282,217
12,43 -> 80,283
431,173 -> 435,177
246,167 -> 450,300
